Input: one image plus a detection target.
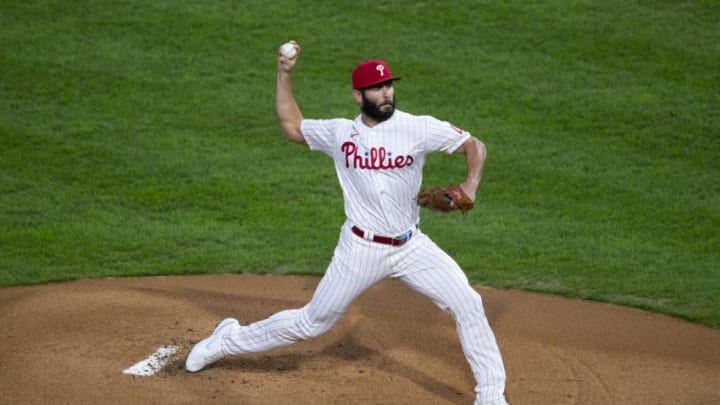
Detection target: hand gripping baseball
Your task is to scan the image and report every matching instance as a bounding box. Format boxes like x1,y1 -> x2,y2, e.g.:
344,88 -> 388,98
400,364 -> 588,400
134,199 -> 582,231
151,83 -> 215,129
277,41 -> 300,73
417,184 -> 475,215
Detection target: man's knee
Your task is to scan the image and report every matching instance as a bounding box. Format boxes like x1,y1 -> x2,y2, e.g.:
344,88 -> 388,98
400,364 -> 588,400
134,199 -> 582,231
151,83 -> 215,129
450,289 -> 487,322
297,308 -> 343,339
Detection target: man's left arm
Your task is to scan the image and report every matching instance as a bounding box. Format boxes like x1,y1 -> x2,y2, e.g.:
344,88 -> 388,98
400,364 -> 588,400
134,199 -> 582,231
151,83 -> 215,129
453,136 -> 487,201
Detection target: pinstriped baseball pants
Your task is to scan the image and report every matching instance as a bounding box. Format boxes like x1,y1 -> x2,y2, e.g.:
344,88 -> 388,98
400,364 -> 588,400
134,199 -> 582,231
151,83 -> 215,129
222,221 -> 508,405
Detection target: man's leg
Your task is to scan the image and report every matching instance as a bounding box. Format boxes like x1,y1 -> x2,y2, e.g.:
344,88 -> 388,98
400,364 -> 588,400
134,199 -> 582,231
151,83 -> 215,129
223,226 -> 391,355
398,234 -> 508,405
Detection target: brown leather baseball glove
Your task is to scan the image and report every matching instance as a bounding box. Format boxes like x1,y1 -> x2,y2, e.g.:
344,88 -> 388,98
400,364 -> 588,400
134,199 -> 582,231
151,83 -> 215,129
416,184 -> 474,214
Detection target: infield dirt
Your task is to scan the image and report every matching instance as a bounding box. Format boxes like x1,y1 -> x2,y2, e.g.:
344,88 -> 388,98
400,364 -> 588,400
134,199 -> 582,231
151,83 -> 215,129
1,274 -> 718,404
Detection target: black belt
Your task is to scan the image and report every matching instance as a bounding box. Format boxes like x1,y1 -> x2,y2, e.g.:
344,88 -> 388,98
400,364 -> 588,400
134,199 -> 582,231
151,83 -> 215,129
351,225 -> 413,247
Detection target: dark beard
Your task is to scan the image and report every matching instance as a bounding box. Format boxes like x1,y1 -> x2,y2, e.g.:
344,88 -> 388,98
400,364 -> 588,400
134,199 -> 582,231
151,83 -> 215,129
360,92 -> 396,122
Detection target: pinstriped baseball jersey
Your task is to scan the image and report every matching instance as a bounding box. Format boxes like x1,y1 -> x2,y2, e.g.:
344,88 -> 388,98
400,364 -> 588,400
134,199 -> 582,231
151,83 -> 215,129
301,110 -> 470,235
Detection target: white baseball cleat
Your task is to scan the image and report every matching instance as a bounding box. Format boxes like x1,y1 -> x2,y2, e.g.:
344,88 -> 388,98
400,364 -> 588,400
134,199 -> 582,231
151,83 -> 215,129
185,318 -> 239,372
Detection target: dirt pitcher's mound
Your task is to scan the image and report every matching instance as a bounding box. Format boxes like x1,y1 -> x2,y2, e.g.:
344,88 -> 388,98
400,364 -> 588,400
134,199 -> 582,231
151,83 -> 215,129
1,274 -> 718,404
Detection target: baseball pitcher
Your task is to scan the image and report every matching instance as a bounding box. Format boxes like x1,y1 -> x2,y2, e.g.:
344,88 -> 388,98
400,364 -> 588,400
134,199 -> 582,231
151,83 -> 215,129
186,41 -> 509,405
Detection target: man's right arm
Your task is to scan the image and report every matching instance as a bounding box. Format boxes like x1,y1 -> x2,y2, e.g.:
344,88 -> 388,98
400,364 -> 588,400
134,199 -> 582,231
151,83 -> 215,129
275,41 -> 307,145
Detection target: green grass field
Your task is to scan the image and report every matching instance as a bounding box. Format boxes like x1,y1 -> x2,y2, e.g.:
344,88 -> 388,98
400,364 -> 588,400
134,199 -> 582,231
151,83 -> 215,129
1,0 -> 718,327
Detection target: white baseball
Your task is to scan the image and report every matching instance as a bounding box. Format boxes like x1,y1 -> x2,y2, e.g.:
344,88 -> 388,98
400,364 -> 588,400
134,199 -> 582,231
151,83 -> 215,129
279,42 -> 297,58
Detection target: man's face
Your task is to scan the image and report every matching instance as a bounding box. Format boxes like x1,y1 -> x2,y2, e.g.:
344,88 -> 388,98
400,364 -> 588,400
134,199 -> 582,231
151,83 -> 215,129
360,81 -> 396,122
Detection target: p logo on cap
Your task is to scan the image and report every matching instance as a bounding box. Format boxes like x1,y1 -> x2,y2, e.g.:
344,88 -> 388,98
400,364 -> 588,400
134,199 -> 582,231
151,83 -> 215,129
352,60 -> 402,90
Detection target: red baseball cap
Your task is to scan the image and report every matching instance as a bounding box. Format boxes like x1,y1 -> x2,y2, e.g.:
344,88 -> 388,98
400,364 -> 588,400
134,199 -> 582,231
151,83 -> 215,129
352,60 -> 402,90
